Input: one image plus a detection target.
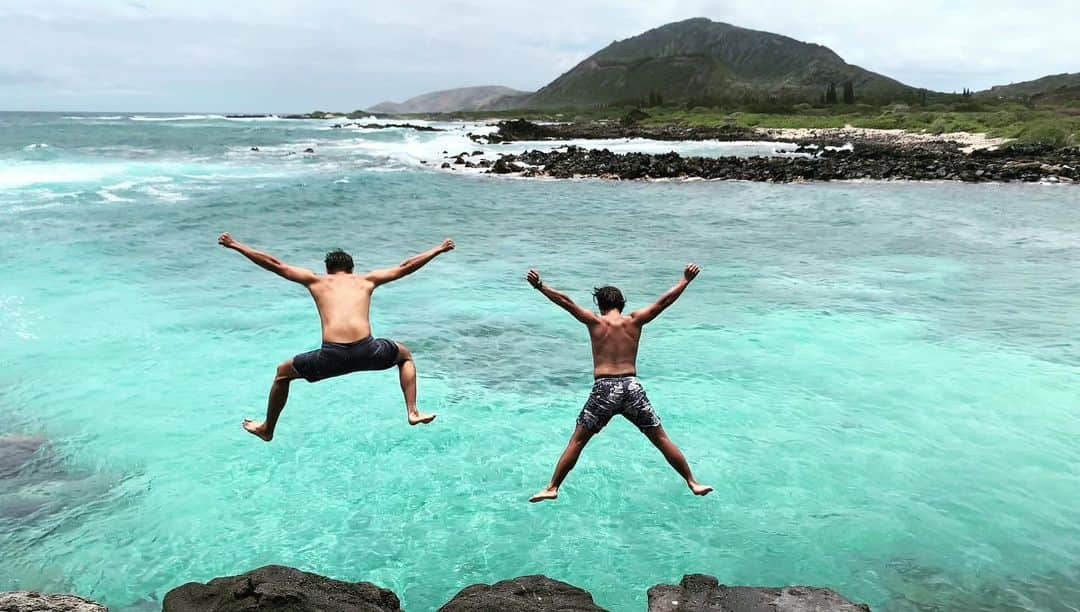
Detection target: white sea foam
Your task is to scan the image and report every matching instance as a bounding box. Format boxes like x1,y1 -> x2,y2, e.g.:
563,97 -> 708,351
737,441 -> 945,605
96,188 -> 135,203
129,114 -> 226,122
23,143 -> 49,150
141,184 -> 188,202
8,201 -> 69,213
0,162 -> 122,188
223,115 -> 284,122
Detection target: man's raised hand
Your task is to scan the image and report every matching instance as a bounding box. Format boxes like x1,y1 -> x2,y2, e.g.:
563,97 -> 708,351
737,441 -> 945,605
440,238 -> 456,252
218,232 -> 238,249
684,263 -> 701,282
526,268 -> 543,289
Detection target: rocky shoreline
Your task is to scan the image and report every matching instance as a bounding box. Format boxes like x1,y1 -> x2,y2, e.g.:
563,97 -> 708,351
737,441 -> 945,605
455,119 -> 1078,183
474,118 -> 760,144
1,565 -> 870,611
485,144 -> 1078,183
476,119 -> 1007,152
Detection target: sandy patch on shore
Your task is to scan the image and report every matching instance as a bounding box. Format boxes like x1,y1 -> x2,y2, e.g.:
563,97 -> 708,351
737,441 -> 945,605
758,126 -> 1012,153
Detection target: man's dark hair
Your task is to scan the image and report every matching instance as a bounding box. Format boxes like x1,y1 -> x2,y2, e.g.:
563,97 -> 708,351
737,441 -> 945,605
593,286 -> 625,312
324,249 -> 354,273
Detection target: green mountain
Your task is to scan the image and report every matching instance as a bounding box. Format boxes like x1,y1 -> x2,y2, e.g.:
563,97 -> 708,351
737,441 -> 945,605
496,18 -> 919,109
368,86 -> 531,114
979,72 -> 1080,104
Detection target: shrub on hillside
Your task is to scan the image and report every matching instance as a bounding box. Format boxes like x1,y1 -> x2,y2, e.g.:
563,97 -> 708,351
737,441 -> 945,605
1018,123 -> 1070,147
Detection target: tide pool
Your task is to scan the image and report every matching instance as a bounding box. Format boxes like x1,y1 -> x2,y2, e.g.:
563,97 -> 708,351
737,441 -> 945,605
1,113 -> 1079,611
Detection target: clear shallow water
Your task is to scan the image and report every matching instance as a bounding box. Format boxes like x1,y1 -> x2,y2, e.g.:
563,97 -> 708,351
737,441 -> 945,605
1,112 -> 1079,611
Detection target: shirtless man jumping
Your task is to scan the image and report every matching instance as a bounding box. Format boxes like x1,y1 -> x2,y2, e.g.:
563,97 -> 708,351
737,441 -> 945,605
218,232 -> 454,441
526,264 -> 713,502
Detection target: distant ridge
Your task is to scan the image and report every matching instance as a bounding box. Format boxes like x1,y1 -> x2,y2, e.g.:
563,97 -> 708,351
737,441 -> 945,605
482,17 -> 919,109
979,72 -> 1080,103
369,86 -> 531,114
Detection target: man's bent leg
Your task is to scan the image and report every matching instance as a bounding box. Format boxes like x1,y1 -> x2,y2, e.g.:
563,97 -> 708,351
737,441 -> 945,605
395,343 -> 436,425
243,359 -> 301,442
642,425 -> 713,496
530,424 -> 595,503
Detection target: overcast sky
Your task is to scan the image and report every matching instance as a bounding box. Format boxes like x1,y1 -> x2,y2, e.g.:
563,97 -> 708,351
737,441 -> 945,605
2,0 -> 1078,112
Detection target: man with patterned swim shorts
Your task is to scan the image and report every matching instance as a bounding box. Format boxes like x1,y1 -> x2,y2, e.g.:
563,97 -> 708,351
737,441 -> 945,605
525,264 -> 713,502
219,232 -> 454,441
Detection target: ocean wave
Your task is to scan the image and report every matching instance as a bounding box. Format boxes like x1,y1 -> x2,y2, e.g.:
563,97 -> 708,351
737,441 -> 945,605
0,163 -> 121,189
223,115 -> 284,122
140,185 -> 188,202
128,114 -> 226,122
65,115 -> 125,120
96,188 -> 135,203
7,200 -> 70,214
22,143 -> 49,150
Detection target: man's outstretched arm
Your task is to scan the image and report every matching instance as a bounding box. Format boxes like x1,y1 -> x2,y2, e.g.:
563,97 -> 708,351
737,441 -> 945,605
218,232 -> 318,285
527,269 -> 600,326
630,263 -> 700,326
365,238 -> 455,286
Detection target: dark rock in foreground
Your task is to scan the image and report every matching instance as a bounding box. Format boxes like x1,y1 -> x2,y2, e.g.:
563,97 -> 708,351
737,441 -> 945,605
162,565 -> 401,612
439,575 -> 605,612
647,574 -> 869,612
0,591 -> 108,611
22,567 -> 868,612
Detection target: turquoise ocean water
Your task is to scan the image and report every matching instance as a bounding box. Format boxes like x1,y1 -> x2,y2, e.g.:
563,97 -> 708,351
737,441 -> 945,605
1,112 -> 1078,611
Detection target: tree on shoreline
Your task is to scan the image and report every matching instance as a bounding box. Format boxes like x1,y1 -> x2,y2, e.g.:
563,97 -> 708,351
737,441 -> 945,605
825,82 -> 838,104
843,81 -> 855,104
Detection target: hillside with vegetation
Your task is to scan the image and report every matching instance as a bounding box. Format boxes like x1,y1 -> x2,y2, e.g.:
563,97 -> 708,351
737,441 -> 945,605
493,18 -> 920,109
980,72 -> 1080,99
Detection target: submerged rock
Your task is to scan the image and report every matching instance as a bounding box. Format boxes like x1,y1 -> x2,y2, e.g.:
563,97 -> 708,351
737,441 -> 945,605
0,592 -> 107,611
439,575 -> 605,611
0,434 -> 46,479
162,565 -> 401,612
647,574 -> 870,612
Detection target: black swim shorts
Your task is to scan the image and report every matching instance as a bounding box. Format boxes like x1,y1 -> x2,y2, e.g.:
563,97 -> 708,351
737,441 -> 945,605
577,375 -> 661,433
292,337 -> 400,383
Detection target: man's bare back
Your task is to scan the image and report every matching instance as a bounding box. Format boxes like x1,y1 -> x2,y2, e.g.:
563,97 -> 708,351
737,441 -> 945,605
307,273 -> 377,342
588,312 -> 642,377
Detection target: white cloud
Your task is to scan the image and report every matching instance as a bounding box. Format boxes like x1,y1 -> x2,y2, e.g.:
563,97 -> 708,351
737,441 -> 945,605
0,0 -> 1077,111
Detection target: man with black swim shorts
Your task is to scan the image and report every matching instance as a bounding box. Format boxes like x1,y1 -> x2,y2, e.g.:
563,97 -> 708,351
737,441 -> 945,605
525,264 -> 712,502
218,232 -> 454,441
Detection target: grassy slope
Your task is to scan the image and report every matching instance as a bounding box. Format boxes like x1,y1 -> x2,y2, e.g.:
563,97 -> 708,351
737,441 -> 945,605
429,97 -> 1080,147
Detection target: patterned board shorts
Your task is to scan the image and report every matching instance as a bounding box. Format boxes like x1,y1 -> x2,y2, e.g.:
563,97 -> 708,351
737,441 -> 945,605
577,375 -> 661,433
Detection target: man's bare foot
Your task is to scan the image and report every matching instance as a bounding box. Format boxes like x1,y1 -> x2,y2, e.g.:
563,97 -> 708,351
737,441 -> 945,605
529,486 -> 559,503
408,411 -> 437,425
689,481 -> 713,496
242,418 -> 273,442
